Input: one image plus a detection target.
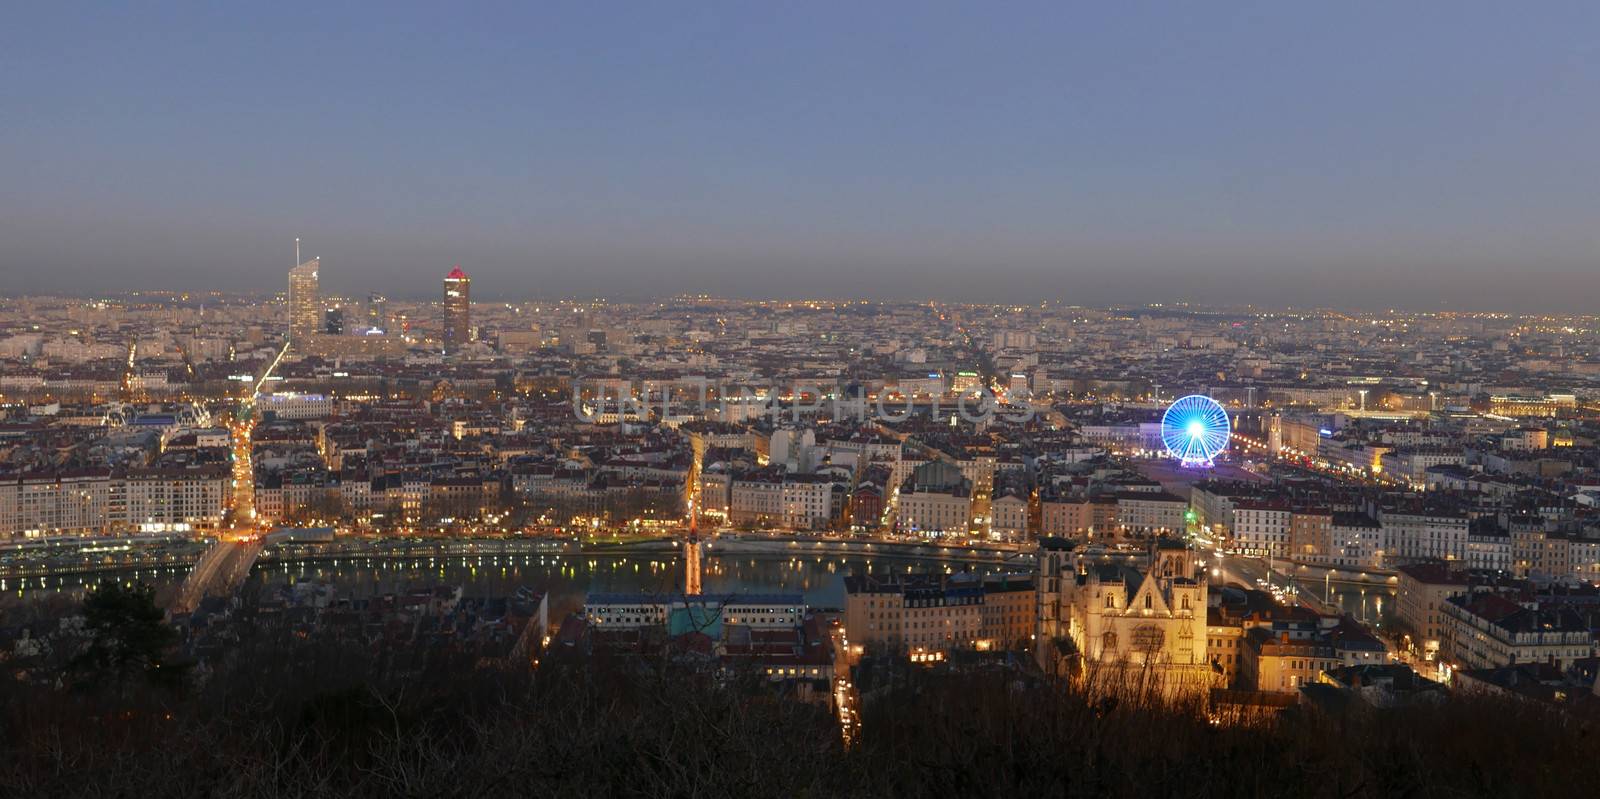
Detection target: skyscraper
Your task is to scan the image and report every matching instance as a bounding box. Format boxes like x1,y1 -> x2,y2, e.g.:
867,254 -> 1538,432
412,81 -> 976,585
288,257 -> 321,350
442,265 -> 471,353
366,292 -> 388,333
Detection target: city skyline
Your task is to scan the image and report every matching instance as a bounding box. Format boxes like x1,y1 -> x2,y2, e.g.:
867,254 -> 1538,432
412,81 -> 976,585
8,239 -> 1600,318
5,239 -> 1600,795
6,6 -> 1600,792
5,4 -> 1600,311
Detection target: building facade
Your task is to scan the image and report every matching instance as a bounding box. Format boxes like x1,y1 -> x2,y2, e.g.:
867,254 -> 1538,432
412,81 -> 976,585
288,257 -> 321,350
896,461 -> 972,538
0,470 -> 113,538
1394,563 -> 1469,660
1036,538 -> 1214,695
1441,592 -> 1594,671
844,573 -> 985,655
442,265 -> 471,353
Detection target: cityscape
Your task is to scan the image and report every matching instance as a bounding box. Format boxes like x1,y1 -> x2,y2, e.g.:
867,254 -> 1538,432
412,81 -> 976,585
6,4 -> 1600,797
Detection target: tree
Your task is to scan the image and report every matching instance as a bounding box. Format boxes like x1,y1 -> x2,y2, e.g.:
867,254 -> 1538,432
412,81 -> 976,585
287,490 -> 352,525
74,582 -> 187,693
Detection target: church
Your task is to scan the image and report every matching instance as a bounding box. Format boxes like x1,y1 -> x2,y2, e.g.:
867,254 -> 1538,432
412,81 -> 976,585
1037,537 -> 1219,697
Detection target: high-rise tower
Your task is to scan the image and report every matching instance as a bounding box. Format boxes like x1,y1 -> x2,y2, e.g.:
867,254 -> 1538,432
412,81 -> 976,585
442,265 -> 471,353
366,292 -> 388,333
288,257 -> 321,350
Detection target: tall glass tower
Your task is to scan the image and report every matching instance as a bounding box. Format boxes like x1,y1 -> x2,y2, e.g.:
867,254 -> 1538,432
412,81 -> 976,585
288,257 -> 321,350
442,264 -> 471,353
366,292 -> 388,333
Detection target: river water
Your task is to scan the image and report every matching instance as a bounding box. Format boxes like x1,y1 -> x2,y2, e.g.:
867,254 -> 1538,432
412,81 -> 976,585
3,552 -> 1018,621
4,550 -> 1395,628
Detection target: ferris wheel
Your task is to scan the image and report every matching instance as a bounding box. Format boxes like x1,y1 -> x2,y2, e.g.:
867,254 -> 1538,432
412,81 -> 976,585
1161,394 -> 1231,467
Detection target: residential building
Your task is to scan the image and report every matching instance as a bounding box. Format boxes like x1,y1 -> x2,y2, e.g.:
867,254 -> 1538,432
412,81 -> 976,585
843,573 -> 984,656
1394,562 -> 1470,660
1441,592 -> 1594,671
896,461 -> 972,538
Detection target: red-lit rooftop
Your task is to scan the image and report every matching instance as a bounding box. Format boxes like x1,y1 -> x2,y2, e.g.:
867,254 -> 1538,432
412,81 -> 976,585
446,265 -> 469,280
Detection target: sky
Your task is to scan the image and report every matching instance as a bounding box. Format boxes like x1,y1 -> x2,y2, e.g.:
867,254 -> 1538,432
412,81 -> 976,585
3,2 -> 1599,311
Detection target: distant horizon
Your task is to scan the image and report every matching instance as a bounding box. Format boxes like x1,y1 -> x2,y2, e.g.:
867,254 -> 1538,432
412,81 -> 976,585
5,5 -> 1600,312
2,285 -> 1589,318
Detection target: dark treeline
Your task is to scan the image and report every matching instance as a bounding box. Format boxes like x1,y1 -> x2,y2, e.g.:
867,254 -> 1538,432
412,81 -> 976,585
3,598 -> 1598,797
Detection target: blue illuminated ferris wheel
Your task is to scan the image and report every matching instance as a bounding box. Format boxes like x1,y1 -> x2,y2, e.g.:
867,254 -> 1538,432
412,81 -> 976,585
1161,395 -> 1231,467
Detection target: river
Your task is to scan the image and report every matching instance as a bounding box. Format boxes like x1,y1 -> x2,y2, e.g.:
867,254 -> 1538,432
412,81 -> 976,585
2,552 -> 1019,622
3,547 -> 1394,628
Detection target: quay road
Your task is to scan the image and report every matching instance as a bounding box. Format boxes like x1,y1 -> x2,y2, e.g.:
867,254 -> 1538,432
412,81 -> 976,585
0,535 -> 206,581
260,532 -> 1034,567
625,531 -> 1032,566
1210,553 -> 1306,605
9,531 -> 1034,585
11,524 -> 1037,601
1208,548 -> 1396,624
1230,430 -> 1411,489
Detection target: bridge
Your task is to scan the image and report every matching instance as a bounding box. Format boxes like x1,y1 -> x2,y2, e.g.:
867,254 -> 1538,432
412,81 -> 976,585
684,533 -> 703,596
171,538 -> 262,614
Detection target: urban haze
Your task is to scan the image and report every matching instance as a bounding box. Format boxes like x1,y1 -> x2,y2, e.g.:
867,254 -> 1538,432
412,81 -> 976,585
3,4 -> 1600,798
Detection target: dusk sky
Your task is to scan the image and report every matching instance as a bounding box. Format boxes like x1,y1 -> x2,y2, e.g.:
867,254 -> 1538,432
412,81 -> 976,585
4,3 -> 1599,310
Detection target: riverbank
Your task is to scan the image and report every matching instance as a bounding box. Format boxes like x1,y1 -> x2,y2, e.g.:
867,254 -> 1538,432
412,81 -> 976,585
267,534 -> 1032,568
1,533 -> 1032,581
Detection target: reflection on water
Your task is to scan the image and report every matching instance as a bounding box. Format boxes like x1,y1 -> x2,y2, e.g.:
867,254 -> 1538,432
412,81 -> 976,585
1296,577 -> 1396,624
8,554 -> 1389,620
6,554 -> 1014,621
6,554 -> 1392,632
3,565 -> 194,607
